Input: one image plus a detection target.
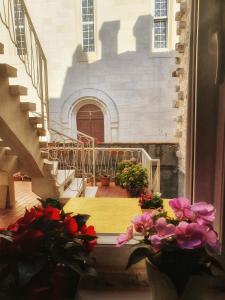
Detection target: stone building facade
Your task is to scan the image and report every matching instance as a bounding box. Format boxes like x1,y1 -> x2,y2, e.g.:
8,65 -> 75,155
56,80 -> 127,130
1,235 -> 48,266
25,0 -> 179,143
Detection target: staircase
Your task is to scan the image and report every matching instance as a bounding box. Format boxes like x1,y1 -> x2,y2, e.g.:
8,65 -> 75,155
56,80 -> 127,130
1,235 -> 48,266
0,52 -> 87,207
0,0 -> 89,208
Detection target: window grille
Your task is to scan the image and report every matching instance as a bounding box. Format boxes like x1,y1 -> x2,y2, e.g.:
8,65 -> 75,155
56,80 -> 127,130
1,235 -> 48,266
81,0 -> 95,52
154,0 -> 168,49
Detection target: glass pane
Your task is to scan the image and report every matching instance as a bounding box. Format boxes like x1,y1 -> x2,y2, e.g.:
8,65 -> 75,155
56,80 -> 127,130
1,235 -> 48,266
154,20 -> 167,48
155,0 -> 167,17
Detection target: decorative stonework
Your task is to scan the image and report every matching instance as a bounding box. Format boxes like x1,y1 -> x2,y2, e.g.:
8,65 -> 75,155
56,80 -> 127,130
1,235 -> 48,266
173,0 -> 191,178
60,88 -> 119,142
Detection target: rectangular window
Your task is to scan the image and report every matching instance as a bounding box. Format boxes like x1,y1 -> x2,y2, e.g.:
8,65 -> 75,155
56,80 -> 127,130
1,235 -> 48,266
153,0 -> 168,49
81,0 -> 95,52
14,0 -> 27,55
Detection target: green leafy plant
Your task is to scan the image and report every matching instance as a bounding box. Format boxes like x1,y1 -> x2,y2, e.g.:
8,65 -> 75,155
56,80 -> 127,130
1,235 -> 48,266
139,191 -> 163,209
118,162 -> 148,197
115,160 -> 134,185
0,199 -> 97,300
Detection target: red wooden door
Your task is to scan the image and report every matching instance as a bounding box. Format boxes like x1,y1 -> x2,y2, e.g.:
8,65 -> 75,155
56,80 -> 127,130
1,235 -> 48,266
77,104 -> 104,143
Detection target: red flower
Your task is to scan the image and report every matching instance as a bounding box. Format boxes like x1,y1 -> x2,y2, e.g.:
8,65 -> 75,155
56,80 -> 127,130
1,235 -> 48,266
9,207 -> 44,232
81,225 -> 97,252
44,206 -> 61,221
64,217 -> 78,236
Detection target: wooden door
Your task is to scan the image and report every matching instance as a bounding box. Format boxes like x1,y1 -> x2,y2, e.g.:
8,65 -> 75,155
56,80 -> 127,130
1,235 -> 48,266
77,104 -> 104,143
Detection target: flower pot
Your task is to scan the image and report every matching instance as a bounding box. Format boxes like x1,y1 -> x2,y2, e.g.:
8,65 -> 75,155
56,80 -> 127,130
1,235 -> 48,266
128,189 -> 143,198
146,259 -> 179,300
23,266 -> 80,300
100,176 -> 110,187
141,208 -> 154,214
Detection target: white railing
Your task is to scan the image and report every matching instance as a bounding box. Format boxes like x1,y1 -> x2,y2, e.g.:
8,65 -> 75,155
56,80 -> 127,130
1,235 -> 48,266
41,128 -> 86,196
76,130 -> 95,185
78,147 -> 160,193
48,119 -> 96,186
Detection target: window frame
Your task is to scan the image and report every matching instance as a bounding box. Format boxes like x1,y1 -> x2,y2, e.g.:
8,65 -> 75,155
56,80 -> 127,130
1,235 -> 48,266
81,0 -> 95,53
153,0 -> 169,51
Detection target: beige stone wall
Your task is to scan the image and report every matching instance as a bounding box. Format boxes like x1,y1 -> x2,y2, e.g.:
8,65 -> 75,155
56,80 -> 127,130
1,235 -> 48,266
24,0 -> 179,143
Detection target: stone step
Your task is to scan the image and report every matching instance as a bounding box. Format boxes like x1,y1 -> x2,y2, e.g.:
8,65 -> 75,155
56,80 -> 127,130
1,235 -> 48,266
56,169 -> 75,187
20,102 -> 36,112
29,116 -> 42,125
0,64 -> 17,78
36,128 -> 46,136
41,150 -> 49,159
51,161 -> 58,176
85,186 -> 98,197
0,43 -> 4,54
60,178 -> 84,203
9,85 -> 27,96
43,159 -> 55,171
39,141 -> 48,148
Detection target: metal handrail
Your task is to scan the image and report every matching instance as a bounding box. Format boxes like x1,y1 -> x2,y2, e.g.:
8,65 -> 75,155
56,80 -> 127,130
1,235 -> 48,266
42,128 -> 86,197
0,0 -> 49,130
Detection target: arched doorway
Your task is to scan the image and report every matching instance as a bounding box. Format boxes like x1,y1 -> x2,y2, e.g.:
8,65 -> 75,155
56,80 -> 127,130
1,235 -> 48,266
77,104 -> 104,143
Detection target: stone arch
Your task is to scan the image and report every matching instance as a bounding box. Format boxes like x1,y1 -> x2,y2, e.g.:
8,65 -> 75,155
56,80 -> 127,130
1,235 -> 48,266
61,88 -> 119,142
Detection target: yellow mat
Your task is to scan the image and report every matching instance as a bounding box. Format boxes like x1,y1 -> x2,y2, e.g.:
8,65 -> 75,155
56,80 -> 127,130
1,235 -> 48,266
64,197 -> 141,234
64,198 -> 174,234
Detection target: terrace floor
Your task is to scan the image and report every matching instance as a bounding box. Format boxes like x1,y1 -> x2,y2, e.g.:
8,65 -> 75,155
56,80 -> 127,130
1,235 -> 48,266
0,181 -> 129,228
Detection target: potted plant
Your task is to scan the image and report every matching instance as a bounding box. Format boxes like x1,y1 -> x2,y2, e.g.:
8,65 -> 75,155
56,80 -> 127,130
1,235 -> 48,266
117,198 -> 223,299
0,198 -> 97,300
139,191 -> 163,211
115,160 -> 134,186
119,163 -> 148,197
100,174 -> 110,187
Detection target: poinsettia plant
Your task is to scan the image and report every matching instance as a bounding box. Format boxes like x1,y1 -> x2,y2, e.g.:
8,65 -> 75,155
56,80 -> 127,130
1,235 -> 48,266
117,198 -> 223,296
139,191 -> 163,209
0,198 -> 97,300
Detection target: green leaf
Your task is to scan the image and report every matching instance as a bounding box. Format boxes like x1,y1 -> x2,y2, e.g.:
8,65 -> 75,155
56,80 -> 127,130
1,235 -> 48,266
77,234 -> 97,241
84,266 -> 98,277
126,247 -> 151,269
74,214 -> 90,227
18,257 -> 46,287
208,257 -> 225,276
0,234 -> 12,242
72,253 -> 95,265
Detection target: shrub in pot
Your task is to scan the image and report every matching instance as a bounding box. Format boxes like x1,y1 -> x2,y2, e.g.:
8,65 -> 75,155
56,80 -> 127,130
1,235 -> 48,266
119,163 -> 148,197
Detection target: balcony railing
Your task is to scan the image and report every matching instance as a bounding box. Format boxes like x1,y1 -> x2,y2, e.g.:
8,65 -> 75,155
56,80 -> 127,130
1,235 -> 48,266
79,147 -> 160,192
0,0 -> 48,130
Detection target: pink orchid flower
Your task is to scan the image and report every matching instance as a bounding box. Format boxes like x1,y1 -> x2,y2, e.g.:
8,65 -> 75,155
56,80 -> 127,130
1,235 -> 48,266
204,226 -> 220,253
169,197 -> 194,220
149,218 -> 175,252
191,202 -> 215,225
116,225 -> 133,247
132,212 -> 153,233
175,221 -> 206,249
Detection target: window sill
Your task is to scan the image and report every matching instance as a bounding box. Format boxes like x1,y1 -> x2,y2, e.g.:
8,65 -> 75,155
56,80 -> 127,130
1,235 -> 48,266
149,50 -> 175,58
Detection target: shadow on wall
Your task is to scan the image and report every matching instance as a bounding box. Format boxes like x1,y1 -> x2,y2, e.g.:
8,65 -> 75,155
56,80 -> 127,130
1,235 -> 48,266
49,14 -> 178,196
49,14 -> 175,140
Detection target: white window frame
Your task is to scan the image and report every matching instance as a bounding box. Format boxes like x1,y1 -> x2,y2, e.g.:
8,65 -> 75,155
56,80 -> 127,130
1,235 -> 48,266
151,0 -> 175,56
81,0 -> 95,53
153,0 -> 169,51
